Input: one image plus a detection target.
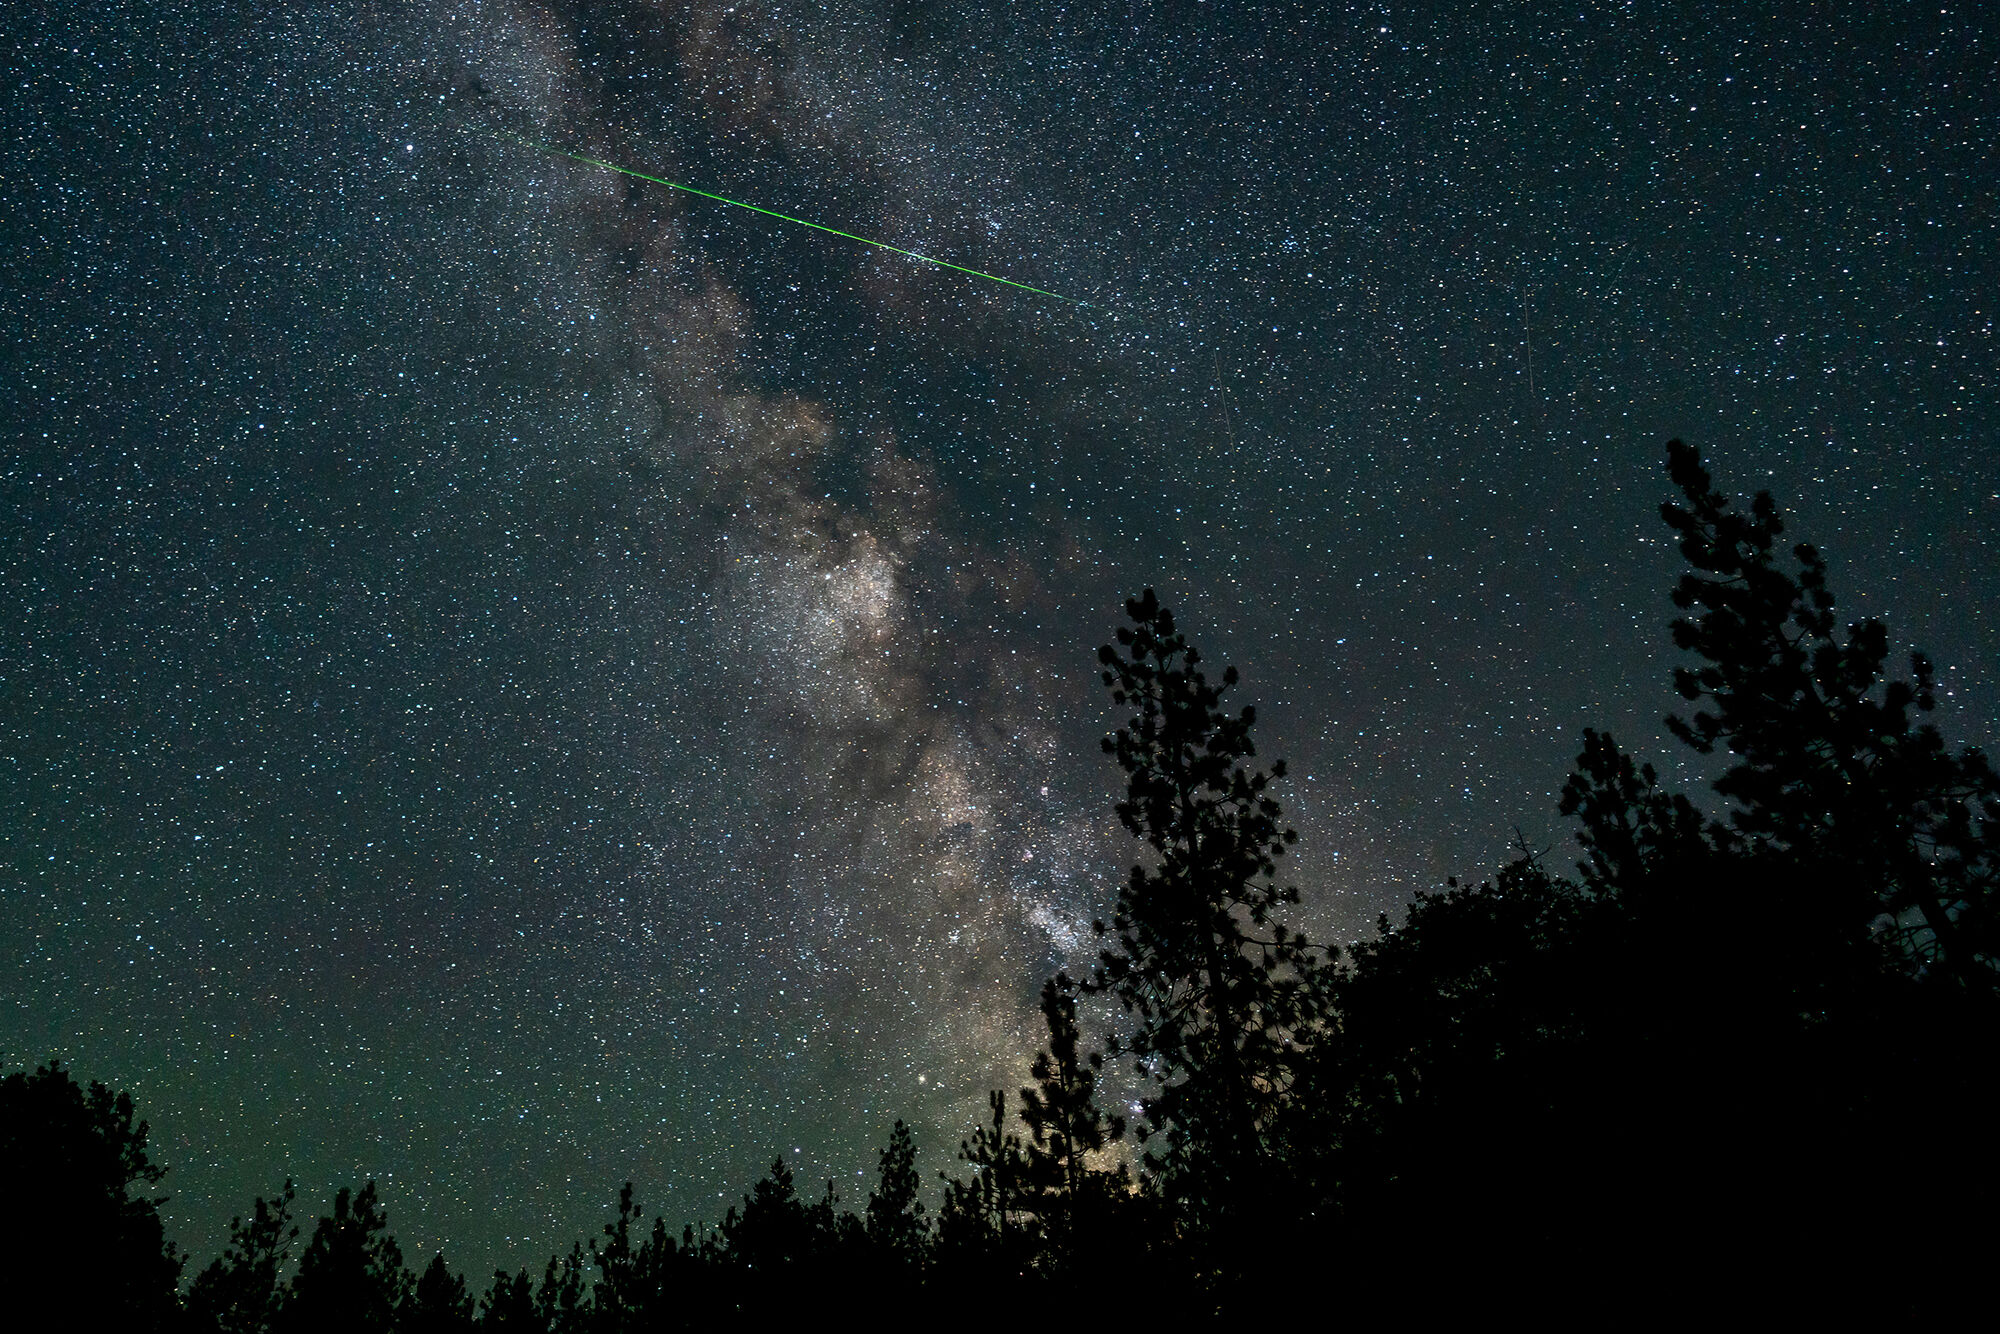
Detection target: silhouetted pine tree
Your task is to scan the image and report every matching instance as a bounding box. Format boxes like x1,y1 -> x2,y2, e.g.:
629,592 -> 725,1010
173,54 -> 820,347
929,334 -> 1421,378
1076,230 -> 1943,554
0,1062 -> 184,1330
1091,590 -> 1326,1233
720,1158 -> 812,1278
1305,440 -> 1999,1322
804,1176 -> 866,1264
934,1090 -> 1032,1279
403,1253 -> 475,1334
590,1182 -> 712,1330
477,1269 -> 537,1331
284,1182 -> 409,1334
186,1180 -> 298,1334
1558,727 -> 1708,894
534,1243 -> 588,1334
714,1157 -> 866,1314
1657,438 -> 1997,985
1019,973 -> 1127,1261
863,1120 -> 928,1268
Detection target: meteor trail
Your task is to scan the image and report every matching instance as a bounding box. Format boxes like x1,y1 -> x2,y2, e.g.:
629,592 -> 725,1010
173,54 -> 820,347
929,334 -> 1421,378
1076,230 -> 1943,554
504,133 -> 1088,308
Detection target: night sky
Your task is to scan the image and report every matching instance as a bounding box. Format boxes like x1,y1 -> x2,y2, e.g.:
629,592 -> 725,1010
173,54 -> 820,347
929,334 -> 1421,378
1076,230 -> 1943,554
5,0 -> 1994,1279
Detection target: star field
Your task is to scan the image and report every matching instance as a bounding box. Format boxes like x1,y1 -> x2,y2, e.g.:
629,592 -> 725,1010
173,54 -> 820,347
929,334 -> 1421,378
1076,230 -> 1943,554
3,0 -> 1994,1278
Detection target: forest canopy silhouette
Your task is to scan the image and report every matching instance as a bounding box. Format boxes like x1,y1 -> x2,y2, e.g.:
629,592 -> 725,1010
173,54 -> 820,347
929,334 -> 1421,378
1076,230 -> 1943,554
7,442 -> 1994,1325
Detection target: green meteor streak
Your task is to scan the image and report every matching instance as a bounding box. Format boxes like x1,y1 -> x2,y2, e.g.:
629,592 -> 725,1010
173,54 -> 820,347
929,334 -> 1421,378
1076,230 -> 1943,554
507,133 -> 1086,307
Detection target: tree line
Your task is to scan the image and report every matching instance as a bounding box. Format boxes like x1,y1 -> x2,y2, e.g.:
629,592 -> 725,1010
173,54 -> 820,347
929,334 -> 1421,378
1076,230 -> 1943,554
5,441 -> 1995,1324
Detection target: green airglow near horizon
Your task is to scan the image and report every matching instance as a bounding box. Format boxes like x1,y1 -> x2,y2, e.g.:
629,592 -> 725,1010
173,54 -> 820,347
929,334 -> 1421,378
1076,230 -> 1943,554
508,133 -> 1089,308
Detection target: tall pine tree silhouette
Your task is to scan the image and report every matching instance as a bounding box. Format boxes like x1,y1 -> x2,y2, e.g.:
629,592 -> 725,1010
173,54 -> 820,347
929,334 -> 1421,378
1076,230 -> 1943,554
1091,590 -> 1324,1237
1655,439 -> 1997,986
934,1090 -> 1035,1293
478,1268 -> 537,1330
1316,439 -> 2000,1322
403,1252 -> 476,1334
1019,973 -> 1126,1259
720,1158 -> 811,1276
588,1181 -> 723,1328
937,1091 -> 1029,1254
864,1120 -> 928,1266
186,1179 -> 298,1334
284,1182 -> 409,1334
0,1062 -> 184,1330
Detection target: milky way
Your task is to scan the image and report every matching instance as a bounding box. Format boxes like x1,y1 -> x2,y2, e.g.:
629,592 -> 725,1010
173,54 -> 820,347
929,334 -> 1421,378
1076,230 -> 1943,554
4,1 -> 1994,1277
